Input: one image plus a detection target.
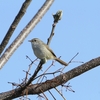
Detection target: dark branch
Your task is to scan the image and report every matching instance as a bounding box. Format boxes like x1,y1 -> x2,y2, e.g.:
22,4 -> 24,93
0,56 -> 100,99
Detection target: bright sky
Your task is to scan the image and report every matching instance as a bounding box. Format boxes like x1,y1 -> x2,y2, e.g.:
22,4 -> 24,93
0,0 -> 100,100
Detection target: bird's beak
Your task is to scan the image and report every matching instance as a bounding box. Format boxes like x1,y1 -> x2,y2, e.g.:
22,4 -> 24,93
28,40 -> 31,42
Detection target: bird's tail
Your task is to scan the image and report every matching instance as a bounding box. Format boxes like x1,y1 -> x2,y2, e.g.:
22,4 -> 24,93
55,58 -> 68,66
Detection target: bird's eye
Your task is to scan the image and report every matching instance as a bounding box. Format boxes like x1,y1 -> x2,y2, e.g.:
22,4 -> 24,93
34,39 -> 36,42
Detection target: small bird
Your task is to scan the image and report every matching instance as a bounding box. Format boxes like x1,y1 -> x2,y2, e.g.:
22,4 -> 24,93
29,38 -> 67,66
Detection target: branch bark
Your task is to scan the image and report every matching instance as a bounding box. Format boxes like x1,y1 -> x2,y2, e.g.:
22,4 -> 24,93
0,56 -> 100,99
0,0 -> 32,55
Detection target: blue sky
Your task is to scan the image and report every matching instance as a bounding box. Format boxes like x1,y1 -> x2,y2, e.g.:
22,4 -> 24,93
0,0 -> 100,100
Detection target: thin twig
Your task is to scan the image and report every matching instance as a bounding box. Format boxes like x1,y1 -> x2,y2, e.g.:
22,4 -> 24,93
48,90 -> 56,100
26,55 -> 38,66
23,57 -> 38,82
37,61 -> 55,83
35,70 -> 61,82
62,83 -> 75,92
26,55 -> 33,62
40,89 -> 48,100
38,94 -> 45,99
47,24 -> 55,46
8,82 -> 20,87
47,10 -> 62,45
54,87 -> 66,100
68,52 -> 79,64
61,52 -> 79,72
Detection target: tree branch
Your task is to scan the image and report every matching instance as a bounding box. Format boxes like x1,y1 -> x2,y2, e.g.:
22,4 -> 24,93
0,56 -> 100,99
0,0 -> 32,55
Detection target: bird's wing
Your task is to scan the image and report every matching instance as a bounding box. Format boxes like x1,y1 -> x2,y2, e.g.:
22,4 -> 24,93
45,44 -> 57,57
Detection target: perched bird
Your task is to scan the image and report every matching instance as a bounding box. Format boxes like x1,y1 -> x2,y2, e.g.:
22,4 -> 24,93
29,38 -> 67,66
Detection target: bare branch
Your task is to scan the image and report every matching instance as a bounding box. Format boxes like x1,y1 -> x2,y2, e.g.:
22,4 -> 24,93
37,61 -> 55,83
0,56 -> 100,99
0,0 -> 32,55
48,90 -> 56,100
47,10 -> 62,45
54,87 -> 66,100
62,83 -> 75,93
